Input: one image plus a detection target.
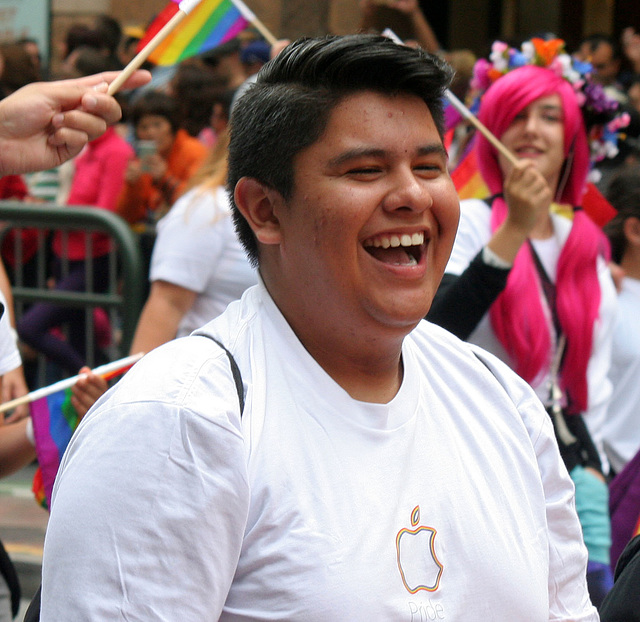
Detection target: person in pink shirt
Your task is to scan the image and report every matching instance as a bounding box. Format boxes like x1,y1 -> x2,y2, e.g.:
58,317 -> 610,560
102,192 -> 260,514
18,57 -> 134,374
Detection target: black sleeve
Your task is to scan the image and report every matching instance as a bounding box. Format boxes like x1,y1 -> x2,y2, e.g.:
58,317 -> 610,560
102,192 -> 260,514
426,249 -> 510,340
600,535 -> 640,621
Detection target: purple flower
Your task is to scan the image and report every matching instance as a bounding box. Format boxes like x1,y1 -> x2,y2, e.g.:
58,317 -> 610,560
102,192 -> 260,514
584,83 -> 618,114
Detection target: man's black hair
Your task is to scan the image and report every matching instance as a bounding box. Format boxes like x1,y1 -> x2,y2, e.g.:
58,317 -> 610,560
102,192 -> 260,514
227,34 -> 453,266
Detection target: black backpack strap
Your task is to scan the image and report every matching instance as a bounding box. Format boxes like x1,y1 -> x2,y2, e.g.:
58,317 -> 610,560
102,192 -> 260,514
23,584 -> 40,622
207,337 -> 244,416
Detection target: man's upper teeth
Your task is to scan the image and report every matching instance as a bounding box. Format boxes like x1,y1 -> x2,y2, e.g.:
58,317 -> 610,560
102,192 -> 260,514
366,232 -> 424,248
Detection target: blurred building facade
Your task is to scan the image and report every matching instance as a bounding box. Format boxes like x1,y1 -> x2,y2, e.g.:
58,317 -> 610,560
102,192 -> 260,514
43,0 -> 640,78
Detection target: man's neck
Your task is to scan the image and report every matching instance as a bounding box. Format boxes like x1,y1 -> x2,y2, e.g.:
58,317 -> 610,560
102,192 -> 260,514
261,276 -> 407,404
300,333 -> 405,404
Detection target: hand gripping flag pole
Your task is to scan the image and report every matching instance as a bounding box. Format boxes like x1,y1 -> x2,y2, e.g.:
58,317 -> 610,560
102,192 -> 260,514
0,352 -> 144,414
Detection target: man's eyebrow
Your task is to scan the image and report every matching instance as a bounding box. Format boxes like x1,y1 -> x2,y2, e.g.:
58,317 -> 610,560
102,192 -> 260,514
327,148 -> 386,167
327,143 -> 447,167
417,144 -> 449,159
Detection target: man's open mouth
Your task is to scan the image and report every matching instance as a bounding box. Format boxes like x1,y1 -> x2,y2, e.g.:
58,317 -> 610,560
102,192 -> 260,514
363,232 -> 425,266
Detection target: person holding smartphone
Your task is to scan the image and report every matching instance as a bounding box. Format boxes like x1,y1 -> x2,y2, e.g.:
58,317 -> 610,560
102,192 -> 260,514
116,90 -> 208,230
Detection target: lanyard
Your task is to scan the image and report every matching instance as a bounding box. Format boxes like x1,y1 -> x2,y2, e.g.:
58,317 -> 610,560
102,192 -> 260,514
527,240 -> 578,445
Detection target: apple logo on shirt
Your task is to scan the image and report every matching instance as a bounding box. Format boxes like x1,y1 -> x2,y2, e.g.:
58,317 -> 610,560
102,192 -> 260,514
396,505 -> 443,594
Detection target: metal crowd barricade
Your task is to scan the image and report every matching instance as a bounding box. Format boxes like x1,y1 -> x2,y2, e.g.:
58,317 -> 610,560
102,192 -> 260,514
0,202 -> 145,387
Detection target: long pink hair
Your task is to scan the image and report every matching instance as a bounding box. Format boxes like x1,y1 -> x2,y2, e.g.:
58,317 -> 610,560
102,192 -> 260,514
476,65 -> 609,412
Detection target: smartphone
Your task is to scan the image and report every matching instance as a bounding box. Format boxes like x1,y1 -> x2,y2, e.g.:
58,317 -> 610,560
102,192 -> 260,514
135,139 -> 157,159
135,140 -> 157,172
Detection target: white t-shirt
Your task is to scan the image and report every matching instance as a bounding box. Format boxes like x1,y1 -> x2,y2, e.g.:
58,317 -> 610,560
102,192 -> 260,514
41,283 -> 596,621
447,199 -> 617,466
0,289 -> 21,375
150,186 -> 257,336
603,276 -> 640,473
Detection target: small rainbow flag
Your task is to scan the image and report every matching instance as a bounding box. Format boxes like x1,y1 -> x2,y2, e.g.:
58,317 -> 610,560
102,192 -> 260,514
31,387 -> 79,509
140,0 -> 255,67
450,146 -> 488,201
26,354 -> 143,510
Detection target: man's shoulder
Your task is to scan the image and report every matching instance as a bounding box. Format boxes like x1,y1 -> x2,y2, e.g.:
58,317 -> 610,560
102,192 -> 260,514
121,334 -> 239,396
410,320 -> 540,407
411,318 -> 471,351
409,319 -> 488,373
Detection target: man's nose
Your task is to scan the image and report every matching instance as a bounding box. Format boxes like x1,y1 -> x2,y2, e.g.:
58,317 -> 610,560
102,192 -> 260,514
381,168 -> 433,213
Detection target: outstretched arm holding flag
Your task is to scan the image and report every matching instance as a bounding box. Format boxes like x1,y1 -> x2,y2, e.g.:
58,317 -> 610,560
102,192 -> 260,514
0,354 -> 142,507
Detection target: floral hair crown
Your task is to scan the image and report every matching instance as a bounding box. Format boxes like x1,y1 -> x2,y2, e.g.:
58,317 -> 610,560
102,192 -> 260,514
469,37 -> 630,165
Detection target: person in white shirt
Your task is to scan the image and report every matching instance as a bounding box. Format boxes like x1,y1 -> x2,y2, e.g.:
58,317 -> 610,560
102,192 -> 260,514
40,35 -> 597,621
427,51 -> 621,605
129,131 -> 257,355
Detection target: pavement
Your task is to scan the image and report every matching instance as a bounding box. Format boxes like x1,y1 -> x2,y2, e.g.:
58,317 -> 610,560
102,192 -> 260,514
0,463 -> 47,618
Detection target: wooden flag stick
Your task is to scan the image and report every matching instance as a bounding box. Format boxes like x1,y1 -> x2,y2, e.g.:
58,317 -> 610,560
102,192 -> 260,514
247,15 -> 277,46
0,353 -> 144,414
445,89 -> 519,166
107,0 -> 202,96
381,28 -> 518,166
231,0 -> 278,45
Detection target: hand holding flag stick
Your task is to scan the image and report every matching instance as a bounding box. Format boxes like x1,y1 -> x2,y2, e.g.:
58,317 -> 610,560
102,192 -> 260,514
0,353 -> 144,414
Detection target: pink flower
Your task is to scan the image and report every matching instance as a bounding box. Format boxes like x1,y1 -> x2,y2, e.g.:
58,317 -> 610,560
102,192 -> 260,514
492,41 -> 509,54
471,58 -> 492,91
549,58 -> 564,77
608,112 -> 630,131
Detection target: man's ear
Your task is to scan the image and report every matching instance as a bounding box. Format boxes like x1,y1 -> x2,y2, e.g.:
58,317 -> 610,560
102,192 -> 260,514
234,177 -> 282,246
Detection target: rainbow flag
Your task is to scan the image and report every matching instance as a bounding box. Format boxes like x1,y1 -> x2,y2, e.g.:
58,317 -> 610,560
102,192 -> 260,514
140,0 -> 255,66
31,387 -> 79,509
450,147 -> 488,200
27,354 -> 142,510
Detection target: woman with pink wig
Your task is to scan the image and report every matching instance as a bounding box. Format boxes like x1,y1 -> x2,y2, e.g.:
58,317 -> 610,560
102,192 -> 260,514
428,64 -> 618,605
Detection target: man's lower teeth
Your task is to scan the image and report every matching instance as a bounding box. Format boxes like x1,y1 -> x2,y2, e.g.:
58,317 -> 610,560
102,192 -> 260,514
393,255 -> 417,266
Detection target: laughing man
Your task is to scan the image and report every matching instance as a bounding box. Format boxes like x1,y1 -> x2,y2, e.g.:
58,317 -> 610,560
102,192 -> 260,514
41,35 -> 597,621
